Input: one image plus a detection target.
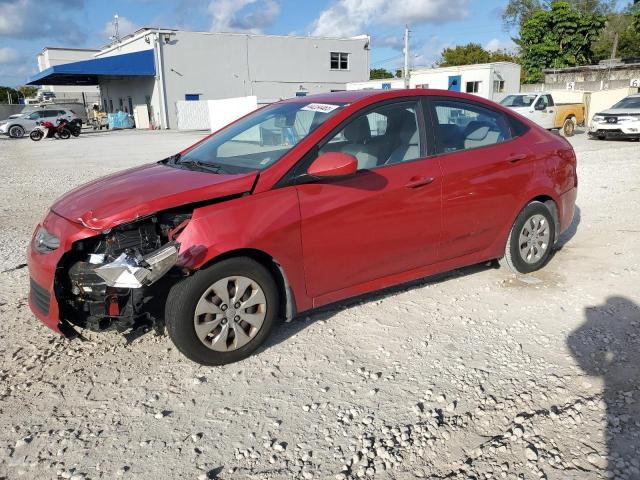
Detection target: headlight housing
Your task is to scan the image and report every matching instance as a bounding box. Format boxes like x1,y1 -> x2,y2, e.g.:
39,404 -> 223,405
618,116 -> 640,123
33,226 -> 60,253
592,115 -> 605,123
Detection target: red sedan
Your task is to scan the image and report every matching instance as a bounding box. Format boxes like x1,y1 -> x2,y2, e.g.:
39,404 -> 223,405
27,90 -> 577,365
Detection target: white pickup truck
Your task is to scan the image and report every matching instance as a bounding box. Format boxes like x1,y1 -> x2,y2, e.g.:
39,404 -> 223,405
500,92 -> 585,137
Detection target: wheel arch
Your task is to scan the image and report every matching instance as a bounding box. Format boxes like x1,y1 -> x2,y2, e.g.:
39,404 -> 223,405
197,248 -> 297,322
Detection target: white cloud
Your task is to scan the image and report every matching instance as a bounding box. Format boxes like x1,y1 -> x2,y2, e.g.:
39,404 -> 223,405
208,0 -> 280,33
311,0 -> 469,37
485,38 -> 517,52
102,15 -> 141,41
0,47 -> 20,65
0,0 -> 86,43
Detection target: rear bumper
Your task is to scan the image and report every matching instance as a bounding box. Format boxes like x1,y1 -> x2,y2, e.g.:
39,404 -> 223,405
558,187 -> 577,235
27,211 -> 93,335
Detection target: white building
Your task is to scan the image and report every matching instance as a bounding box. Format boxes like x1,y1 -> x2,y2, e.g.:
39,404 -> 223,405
347,62 -> 521,103
29,28 -> 370,129
35,48 -> 100,102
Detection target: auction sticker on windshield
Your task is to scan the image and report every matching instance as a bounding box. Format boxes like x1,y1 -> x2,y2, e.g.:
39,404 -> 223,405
301,103 -> 341,113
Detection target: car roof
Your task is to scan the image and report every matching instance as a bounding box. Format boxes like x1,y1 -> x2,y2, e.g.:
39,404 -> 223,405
282,88 -> 499,105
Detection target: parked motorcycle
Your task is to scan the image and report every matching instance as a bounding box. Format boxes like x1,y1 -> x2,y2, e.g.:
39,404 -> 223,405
29,120 -> 71,141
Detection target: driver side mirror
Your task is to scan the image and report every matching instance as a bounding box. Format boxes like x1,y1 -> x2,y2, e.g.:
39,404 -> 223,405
307,152 -> 358,179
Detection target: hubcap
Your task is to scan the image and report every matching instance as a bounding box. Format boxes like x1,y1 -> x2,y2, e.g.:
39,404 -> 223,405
193,276 -> 267,352
518,214 -> 550,264
10,127 -> 23,138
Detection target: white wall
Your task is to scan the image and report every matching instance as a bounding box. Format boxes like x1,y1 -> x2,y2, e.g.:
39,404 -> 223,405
346,79 -> 404,90
38,48 -> 100,96
208,96 -> 258,133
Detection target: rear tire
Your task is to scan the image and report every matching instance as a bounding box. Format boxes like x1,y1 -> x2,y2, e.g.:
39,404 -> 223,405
500,201 -> 556,274
561,117 -> 575,137
8,125 -> 24,138
58,128 -> 71,139
166,257 -> 280,365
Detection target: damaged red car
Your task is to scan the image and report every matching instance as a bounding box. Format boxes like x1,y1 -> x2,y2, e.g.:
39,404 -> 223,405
28,90 -> 577,365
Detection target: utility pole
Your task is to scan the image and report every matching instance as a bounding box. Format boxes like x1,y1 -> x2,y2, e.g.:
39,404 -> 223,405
403,25 -> 410,89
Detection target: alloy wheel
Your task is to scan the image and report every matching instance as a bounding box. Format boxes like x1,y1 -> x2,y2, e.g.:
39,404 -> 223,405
518,214 -> 551,264
193,276 -> 267,352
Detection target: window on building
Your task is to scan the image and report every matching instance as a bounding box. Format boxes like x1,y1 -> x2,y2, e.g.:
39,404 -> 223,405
415,84 -> 429,89
185,94 -> 200,101
465,81 -> 481,93
432,99 -> 511,154
330,52 -> 349,70
493,80 -> 505,93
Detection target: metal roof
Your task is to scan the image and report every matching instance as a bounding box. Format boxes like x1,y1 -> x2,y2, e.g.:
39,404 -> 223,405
27,49 -> 155,86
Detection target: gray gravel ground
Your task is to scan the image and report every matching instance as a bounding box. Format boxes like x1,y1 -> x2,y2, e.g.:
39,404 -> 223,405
0,129 -> 639,480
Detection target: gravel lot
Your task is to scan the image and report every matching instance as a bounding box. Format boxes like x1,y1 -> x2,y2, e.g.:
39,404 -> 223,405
0,129 -> 639,480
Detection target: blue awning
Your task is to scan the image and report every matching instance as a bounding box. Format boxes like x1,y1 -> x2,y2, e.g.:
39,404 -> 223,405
27,49 -> 156,86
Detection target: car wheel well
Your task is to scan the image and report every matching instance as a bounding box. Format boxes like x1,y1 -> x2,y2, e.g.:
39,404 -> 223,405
199,249 -> 295,321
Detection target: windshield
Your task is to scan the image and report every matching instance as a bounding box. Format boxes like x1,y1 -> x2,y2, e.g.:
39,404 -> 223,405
611,96 -> 640,109
500,94 -> 537,107
176,101 -> 346,174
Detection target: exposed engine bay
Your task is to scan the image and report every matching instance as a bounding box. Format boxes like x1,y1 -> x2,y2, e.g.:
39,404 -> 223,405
58,210 -> 192,334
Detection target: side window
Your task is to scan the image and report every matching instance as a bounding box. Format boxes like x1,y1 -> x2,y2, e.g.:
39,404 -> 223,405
535,96 -> 549,110
432,100 -> 511,154
27,112 -> 42,120
319,101 -> 423,170
44,111 -> 59,118
544,95 -> 554,107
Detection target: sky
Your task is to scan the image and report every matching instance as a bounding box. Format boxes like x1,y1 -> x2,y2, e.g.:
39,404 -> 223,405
0,0 -> 519,87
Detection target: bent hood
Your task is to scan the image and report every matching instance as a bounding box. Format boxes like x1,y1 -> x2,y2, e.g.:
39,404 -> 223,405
51,163 -> 258,230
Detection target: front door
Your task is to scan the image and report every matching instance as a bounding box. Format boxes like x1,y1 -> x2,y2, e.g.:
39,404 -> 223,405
296,99 -> 442,298
531,94 -> 555,129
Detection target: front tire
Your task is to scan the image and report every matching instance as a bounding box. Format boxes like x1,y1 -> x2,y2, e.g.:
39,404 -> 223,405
166,257 -> 280,365
500,201 -> 556,274
8,125 -> 24,138
29,130 -> 43,141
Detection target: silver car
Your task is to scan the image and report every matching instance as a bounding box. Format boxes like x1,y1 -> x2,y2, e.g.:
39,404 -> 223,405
0,109 -> 79,138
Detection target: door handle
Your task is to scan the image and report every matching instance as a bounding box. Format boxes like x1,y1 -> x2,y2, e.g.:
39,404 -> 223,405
507,154 -> 527,163
405,176 -> 435,188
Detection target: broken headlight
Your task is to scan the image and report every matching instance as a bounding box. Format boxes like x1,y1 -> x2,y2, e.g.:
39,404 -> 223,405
33,226 -> 60,253
94,242 -> 180,288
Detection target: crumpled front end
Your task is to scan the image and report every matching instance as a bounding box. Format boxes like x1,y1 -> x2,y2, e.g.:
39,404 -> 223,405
28,208 -> 192,336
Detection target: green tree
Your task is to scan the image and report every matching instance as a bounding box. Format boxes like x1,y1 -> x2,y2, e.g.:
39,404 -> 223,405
369,68 -> 394,80
438,43 -> 520,67
503,0 -> 615,27
0,86 -> 19,104
593,2 -> 640,60
517,2 -> 605,83
18,85 -> 38,99
395,69 -> 403,78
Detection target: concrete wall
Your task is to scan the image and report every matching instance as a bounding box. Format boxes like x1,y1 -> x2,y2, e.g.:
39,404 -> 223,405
94,30 -> 369,129
346,79 -> 404,90
0,105 -> 24,120
99,76 -> 157,125
159,31 -> 369,128
544,65 -> 640,92
584,87 -> 635,124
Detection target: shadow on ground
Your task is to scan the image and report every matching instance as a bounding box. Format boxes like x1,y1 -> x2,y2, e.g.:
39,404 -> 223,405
567,296 -> 640,477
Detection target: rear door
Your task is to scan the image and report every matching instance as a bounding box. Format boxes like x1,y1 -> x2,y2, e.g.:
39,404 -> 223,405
296,98 -> 442,298
428,97 -> 534,261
